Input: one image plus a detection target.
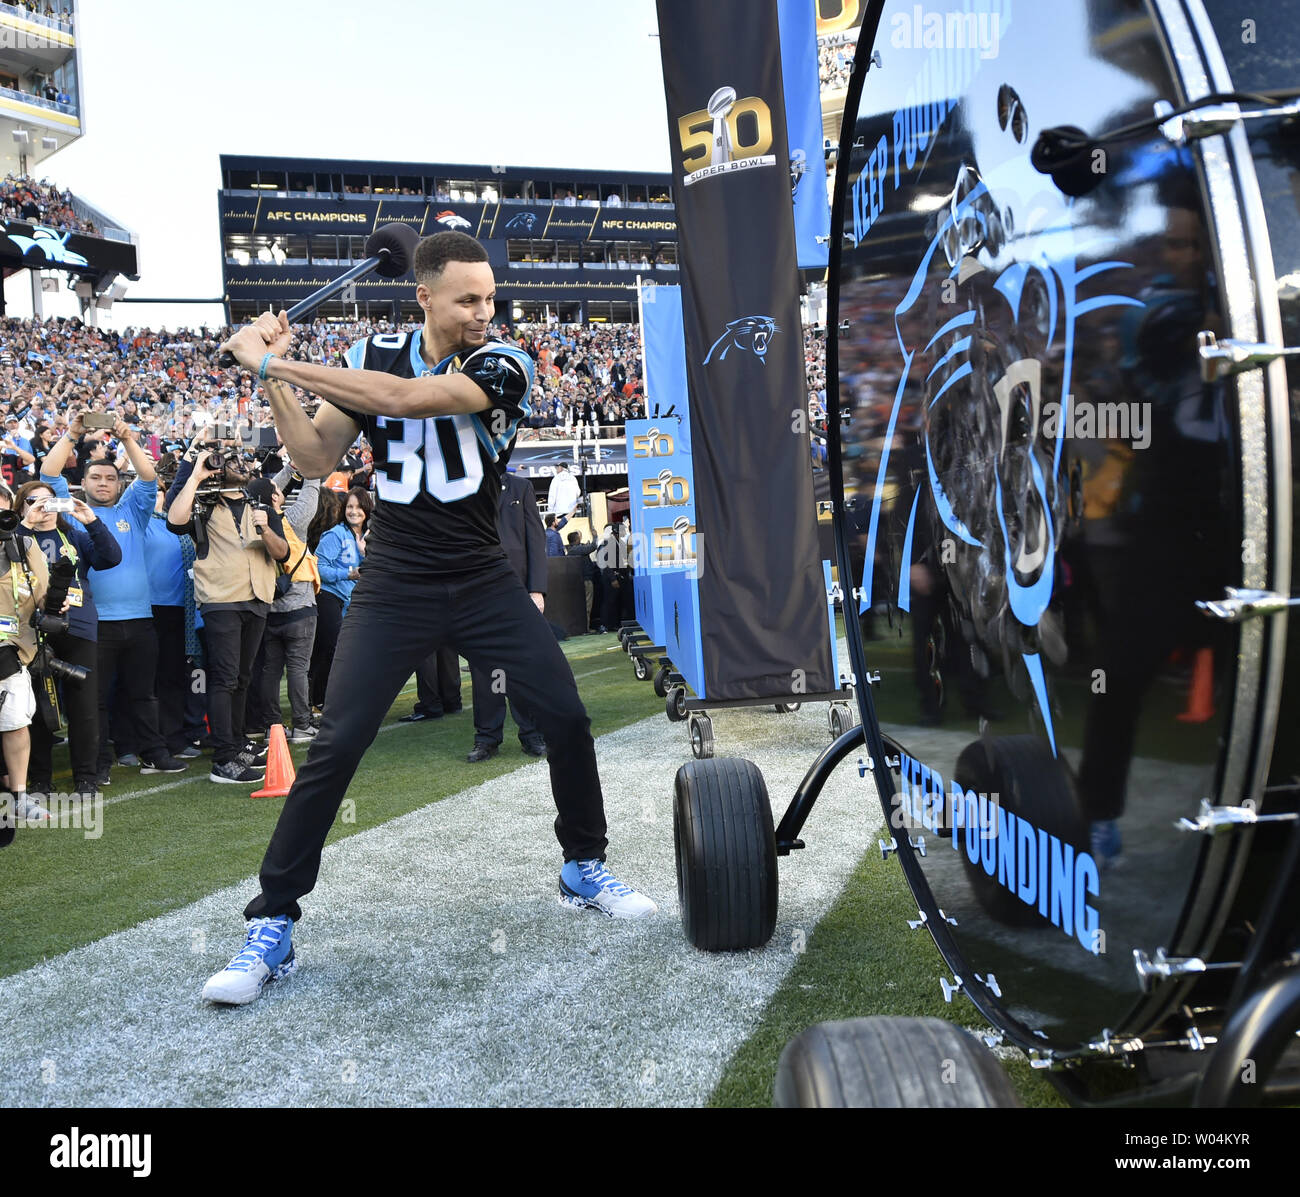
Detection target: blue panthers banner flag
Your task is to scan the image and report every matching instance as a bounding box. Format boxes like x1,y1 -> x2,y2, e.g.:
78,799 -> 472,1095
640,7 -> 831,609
778,0 -> 829,270
655,0 -> 834,701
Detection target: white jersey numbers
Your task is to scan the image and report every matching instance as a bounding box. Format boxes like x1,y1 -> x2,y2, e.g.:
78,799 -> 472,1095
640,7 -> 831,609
373,414 -> 484,505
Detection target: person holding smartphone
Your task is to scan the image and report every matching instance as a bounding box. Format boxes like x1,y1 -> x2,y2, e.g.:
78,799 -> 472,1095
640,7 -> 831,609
15,479 -> 122,799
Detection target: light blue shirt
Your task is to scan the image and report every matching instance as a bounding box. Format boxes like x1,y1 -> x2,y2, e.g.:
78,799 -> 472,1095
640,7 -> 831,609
43,471 -> 158,621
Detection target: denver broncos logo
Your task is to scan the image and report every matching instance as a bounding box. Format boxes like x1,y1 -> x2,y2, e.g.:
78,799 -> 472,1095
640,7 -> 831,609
703,315 -> 780,366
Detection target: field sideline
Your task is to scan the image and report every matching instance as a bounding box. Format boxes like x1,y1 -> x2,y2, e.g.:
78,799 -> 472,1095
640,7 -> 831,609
0,633 -> 1059,1107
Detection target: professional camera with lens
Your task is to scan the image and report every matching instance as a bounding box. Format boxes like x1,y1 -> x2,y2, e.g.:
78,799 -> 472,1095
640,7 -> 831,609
29,557 -> 90,684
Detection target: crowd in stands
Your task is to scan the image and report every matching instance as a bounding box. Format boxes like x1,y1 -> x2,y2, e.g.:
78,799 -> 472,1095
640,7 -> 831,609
818,32 -> 859,91
1,175 -> 93,235
0,314 -> 650,455
1,0 -> 73,26
514,324 -> 645,431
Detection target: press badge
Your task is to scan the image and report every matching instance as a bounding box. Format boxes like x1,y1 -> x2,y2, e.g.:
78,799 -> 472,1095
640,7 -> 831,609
66,587 -> 84,607
0,616 -> 18,636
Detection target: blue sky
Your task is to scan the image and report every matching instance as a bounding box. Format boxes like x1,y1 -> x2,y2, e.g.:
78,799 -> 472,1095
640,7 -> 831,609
22,0 -> 670,329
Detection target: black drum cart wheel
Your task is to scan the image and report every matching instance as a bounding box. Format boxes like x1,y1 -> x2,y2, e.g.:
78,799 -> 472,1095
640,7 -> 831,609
674,758 -> 778,950
774,1017 -> 1021,1108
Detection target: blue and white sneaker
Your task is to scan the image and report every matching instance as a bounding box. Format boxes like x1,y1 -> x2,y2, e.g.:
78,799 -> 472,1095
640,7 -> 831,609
559,859 -> 657,919
202,916 -> 297,1005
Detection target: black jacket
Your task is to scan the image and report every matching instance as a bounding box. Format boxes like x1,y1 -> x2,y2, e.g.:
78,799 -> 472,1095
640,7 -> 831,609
496,472 -> 547,595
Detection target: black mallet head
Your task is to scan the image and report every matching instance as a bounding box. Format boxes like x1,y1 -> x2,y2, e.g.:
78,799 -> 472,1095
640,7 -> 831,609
366,223 -> 420,278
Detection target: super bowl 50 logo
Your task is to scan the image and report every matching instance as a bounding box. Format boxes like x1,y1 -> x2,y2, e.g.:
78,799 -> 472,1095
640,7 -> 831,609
677,86 -> 776,188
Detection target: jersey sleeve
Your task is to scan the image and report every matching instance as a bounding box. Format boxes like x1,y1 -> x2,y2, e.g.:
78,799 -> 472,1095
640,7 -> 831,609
458,344 -> 534,461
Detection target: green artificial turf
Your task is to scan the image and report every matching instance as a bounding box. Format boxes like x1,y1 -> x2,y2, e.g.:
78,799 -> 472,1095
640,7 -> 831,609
0,634 -> 658,979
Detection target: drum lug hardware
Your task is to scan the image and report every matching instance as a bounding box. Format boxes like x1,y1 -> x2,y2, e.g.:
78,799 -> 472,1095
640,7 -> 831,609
905,907 -> 956,931
838,320 -> 852,334
1195,586 -> 1300,622
910,835 -> 926,857
1087,1028 -> 1145,1058
1197,332 -> 1300,383
939,974 -> 963,1003
839,670 -> 856,687
1027,1048 -> 1057,1070
827,583 -> 844,603
1175,797 -> 1299,833
865,670 -> 882,686
1159,97 -> 1300,146
981,1028 -> 1004,1049
856,756 -> 874,777
1133,948 -> 1242,993
851,587 -> 866,604
974,972 -> 1001,997
879,836 -> 898,860
885,755 -> 900,769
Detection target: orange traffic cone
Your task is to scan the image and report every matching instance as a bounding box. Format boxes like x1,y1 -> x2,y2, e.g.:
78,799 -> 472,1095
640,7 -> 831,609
1176,646 -> 1215,723
252,724 -> 297,798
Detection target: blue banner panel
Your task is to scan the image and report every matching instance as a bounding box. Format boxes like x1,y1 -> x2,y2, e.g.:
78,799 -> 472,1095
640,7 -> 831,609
778,0 -> 830,269
661,565 -> 706,698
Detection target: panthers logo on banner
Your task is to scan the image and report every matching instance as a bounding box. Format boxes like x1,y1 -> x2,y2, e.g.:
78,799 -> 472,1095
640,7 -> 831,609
703,316 -> 779,366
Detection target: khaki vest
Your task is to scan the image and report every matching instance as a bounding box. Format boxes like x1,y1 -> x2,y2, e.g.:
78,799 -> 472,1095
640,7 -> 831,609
0,540 -> 49,665
194,501 -> 278,606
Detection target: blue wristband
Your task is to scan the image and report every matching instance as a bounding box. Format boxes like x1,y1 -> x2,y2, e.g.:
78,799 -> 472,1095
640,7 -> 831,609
258,353 -> 276,381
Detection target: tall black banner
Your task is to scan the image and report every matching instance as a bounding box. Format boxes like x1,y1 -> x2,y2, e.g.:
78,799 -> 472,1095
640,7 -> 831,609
656,0 -> 834,700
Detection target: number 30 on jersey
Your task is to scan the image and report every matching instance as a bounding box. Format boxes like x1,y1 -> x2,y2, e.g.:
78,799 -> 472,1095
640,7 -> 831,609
373,413 -> 483,504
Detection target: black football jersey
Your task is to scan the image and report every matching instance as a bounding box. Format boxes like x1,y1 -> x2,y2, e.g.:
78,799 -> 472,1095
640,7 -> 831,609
330,331 -> 534,571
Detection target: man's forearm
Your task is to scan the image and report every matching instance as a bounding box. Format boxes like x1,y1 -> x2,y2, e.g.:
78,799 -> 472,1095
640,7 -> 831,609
123,436 -> 156,482
264,357 -> 483,419
39,433 -> 74,477
264,378 -> 334,475
260,529 -> 289,562
168,474 -> 202,526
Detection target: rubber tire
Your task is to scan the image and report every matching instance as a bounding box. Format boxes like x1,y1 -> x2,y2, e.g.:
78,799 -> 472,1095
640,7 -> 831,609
674,757 -> 778,951
689,715 -> 714,759
633,655 -> 651,681
774,703 -> 801,713
829,706 -> 846,738
666,687 -> 688,722
774,1016 -> 1021,1108
653,666 -> 670,698
952,734 -> 1087,928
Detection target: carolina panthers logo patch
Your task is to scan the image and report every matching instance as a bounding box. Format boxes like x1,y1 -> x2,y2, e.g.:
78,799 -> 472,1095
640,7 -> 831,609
473,354 -> 521,399
703,316 -> 780,366
504,212 -> 537,232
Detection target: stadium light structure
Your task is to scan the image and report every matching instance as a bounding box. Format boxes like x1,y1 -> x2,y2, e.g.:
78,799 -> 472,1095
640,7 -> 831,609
41,136 -> 57,151
11,129 -> 29,144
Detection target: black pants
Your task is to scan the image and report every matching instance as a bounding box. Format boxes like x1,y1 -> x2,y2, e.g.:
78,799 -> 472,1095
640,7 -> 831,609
309,590 -> 345,709
413,646 -> 462,715
470,660 -> 540,747
245,559 -> 608,921
202,608 -> 267,765
153,605 -> 195,755
96,618 -> 165,770
29,631 -> 98,787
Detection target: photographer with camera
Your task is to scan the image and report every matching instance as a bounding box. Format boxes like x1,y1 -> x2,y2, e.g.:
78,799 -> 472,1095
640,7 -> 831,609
38,412 -> 189,784
0,506 -> 56,839
166,433 -> 291,785
15,480 -> 121,800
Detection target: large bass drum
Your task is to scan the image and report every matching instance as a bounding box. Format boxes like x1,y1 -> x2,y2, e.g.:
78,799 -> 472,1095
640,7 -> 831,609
829,0 -> 1300,1077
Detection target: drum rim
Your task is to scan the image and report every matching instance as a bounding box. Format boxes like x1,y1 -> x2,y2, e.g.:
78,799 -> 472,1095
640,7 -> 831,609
826,0 -> 1292,1058
1138,0 -> 1292,1035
